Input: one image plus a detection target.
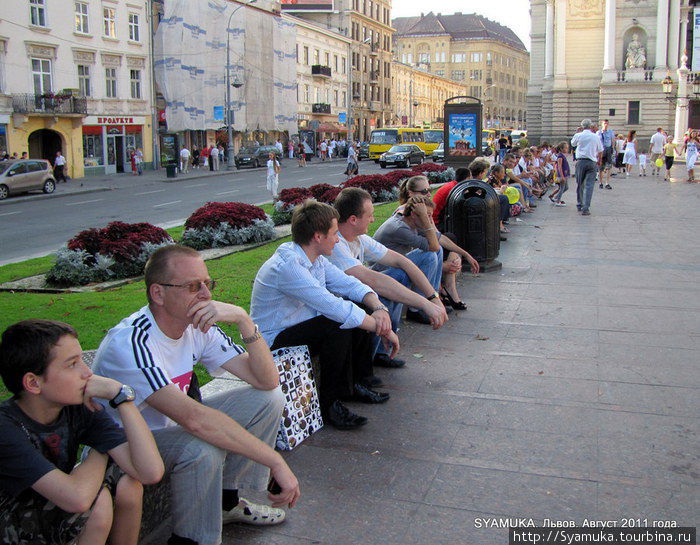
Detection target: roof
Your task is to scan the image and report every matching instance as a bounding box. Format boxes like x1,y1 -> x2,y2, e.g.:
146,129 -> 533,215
392,11 -> 527,51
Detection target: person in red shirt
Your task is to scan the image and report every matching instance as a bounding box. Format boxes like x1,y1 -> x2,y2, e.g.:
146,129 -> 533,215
432,167 -> 470,230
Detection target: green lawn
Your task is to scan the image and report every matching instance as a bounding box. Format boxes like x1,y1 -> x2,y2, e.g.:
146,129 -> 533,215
0,200 -> 397,399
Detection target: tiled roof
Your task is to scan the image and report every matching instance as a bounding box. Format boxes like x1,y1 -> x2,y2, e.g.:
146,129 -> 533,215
392,11 -> 526,51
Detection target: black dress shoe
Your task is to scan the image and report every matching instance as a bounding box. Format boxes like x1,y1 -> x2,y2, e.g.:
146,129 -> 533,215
373,353 -> 406,368
405,309 -> 431,324
359,375 -> 384,388
348,383 -> 390,404
325,400 -> 368,429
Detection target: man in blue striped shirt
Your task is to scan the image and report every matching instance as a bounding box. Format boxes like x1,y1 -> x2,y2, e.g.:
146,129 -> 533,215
251,200 -> 400,430
94,245 -> 300,545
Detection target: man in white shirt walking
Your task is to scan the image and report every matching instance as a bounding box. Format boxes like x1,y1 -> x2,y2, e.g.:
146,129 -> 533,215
53,151 -> 68,183
179,147 -> 190,173
570,119 -> 603,216
649,127 -> 667,176
210,145 -> 220,171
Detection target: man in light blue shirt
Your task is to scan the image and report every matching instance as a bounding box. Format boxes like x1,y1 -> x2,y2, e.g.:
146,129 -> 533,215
330,188 -> 448,371
597,119 -> 616,189
571,119 -> 603,215
250,200 -> 399,430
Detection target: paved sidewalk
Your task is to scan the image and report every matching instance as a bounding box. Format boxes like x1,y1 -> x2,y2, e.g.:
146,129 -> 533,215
224,169 -> 699,544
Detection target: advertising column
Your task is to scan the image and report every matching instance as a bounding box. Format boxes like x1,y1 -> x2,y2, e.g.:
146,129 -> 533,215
443,96 -> 483,169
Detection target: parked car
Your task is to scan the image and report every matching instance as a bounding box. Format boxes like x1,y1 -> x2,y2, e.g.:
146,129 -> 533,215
379,145 -> 425,168
357,142 -> 369,161
234,145 -> 281,169
432,142 -> 444,162
0,159 -> 56,200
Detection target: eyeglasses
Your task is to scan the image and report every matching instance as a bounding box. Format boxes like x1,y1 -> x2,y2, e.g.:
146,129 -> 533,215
412,188 -> 430,195
159,279 -> 216,293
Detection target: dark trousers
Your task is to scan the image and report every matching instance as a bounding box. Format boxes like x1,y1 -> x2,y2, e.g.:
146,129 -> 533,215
53,165 -> 66,182
498,194 -> 510,222
271,316 -> 372,409
575,158 -> 598,211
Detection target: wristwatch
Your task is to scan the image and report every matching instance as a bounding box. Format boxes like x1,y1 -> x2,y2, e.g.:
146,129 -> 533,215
109,384 -> 135,408
372,304 -> 389,313
426,291 -> 440,301
242,323 -> 262,345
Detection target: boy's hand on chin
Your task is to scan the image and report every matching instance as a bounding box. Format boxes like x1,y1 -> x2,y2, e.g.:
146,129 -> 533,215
83,375 -> 121,411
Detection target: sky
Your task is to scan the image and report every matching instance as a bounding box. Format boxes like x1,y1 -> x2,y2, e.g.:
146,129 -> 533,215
391,0 -> 531,50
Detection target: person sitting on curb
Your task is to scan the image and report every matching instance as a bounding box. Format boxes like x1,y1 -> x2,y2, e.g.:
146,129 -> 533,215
502,153 -> 534,213
330,188 -> 448,372
93,245 -> 300,545
250,200 -> 400,430
0,319 -> 164,545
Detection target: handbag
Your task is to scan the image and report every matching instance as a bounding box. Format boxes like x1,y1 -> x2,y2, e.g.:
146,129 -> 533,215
272,345 -> 323,450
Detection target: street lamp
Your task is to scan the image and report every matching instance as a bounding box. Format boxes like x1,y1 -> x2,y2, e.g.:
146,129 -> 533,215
662,72 -> 700,103
226,0 -> 256,170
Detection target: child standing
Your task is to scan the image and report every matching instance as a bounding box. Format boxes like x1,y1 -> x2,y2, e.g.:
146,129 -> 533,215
0,319 -> 164,545
638,153 -> 647,176
549,141 -> 571,206
266,151 -> 280,199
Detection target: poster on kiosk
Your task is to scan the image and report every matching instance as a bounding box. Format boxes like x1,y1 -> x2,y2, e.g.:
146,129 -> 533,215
443,97 -> 482,169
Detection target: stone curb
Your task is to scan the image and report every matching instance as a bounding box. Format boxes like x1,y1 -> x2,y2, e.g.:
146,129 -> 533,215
0,185 -> 113,206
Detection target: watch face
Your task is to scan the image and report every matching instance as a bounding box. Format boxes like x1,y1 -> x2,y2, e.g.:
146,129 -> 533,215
123,385 -> 135,401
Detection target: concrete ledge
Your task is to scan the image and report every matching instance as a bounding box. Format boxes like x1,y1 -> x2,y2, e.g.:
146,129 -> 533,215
0,185 -> 112,206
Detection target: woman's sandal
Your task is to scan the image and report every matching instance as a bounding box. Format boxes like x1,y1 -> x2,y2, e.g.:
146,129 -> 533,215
440,289 -> 468,311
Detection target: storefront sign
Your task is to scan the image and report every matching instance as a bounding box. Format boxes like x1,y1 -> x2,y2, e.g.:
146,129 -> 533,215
338,112 -> 347,123
83,116 -> 146,126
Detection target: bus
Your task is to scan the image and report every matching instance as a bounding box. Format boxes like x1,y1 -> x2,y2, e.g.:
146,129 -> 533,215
369,128 -> 425,161
423,129 -> 444,157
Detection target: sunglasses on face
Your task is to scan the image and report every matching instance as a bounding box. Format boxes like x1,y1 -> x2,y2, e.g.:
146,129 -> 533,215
159,279 -> 216,293
412,188 -> 430,195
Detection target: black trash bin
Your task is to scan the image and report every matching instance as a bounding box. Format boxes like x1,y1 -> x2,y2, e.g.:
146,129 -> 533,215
443,179 -> 502,271
165,163 -> 178,178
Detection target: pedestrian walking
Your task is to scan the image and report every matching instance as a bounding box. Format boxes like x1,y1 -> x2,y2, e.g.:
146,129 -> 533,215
53,151 -> 68,182
288,141 -> 295,160
345,141 -> 359,178
179,146 -> 190,173
682,130 -> 699,182
135,148 -> 144,175
266,151 -> 280,198
275,139 -> 284,160
210,145 -> 220,171
192,146 -> 200,169
320,140 -> 328,161
297,142 -> 306,167
614,134 -> 626,174
549,141 -> 570,206
208,145 -> 215,171
622,130 -> 638,176
597,119 -> 615,190
570,119 -> 603,216
130,148 -> 138,176
649,127 -> 667,176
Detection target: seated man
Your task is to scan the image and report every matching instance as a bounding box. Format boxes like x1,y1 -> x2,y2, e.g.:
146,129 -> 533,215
330,188 -> 448,370
0,319 -> 164,545
93,245 -> 300,545
250,200 -> 399,430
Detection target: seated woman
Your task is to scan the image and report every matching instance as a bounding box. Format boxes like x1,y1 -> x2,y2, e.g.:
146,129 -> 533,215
487,164 -> 515,233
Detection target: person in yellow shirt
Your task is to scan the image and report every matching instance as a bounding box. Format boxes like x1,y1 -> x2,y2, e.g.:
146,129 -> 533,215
663,136 -> 679,182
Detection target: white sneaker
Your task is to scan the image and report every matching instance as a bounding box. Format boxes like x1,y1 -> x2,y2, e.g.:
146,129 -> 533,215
555,202 -> 567,207
222,498 -> 286,526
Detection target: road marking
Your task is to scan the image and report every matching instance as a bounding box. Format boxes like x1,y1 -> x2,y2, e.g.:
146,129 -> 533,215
185,183 -> 207,188
297,177 -> 313,181
216,189 -> 240,195
66,199 -> 104,206
135,189 -> 166,196
153,200 -> 181,208
0,211 -> 21,217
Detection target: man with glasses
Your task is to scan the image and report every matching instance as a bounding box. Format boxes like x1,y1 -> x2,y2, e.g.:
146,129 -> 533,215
93,245 -> 300,545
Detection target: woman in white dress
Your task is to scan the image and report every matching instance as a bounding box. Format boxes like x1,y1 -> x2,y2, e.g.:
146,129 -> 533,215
266,151 -> 280,198
622,130 -> 638,176
682,130 -> 699,183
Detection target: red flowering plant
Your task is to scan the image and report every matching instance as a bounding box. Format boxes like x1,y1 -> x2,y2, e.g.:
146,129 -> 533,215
382,170 -> 415,185
47,221 -> 173,287
272,187 -> 314,225
308,183 -> 338,202
411,162 -> 447,173
317,186 -> 342,204
341,174 -> 399,202
182,201 -> 275,250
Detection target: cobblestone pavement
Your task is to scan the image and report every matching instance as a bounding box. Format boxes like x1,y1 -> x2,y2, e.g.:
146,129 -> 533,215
223,167 -> 699,544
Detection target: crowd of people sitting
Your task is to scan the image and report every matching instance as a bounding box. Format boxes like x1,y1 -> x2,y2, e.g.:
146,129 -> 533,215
2,118 -> 696,545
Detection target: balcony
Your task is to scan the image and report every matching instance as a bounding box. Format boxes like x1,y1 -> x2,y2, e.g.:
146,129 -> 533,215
369,42 -> 380,56
12,93 -> 87,115
312,103 -> 331,114
311,65 -> 332,78
369,101 -> 381,112
369,70 -> 379,83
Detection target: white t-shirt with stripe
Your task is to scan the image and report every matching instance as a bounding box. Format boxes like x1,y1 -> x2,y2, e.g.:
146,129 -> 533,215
93,306 -> 244,431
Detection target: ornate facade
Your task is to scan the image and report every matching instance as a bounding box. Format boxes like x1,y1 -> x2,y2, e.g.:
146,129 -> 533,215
527,0 -> 694,144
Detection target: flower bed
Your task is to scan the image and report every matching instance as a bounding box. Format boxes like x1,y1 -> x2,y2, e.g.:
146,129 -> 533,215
342,174 -> 399,202
181,202 -> 275,250
381,170 -> 415,185
411,162 -> 447,173
46,222 -> 173,287
308,183 -> 341,204
271,187 -> 314,225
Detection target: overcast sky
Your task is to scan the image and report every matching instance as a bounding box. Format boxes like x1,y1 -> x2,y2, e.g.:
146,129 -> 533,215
391,0 -> 531,50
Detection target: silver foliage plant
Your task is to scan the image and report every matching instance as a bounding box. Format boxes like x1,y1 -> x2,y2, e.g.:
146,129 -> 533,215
181,218 -> 276,250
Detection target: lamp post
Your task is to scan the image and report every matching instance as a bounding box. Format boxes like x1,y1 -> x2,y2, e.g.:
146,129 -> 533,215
662,52 -> 700,146
226,0 -> 256,170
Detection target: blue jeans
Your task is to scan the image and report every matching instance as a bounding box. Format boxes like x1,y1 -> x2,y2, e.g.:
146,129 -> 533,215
373,247 -> 443,356
575,158 -> 598,211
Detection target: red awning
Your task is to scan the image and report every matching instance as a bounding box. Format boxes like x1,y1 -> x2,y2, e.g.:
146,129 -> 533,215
82,125 -> 102,135
317,122 -> 347,133
125,125 -> 142,134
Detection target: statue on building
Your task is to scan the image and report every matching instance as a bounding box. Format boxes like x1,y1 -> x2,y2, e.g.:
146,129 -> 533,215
625,34 -> 647,69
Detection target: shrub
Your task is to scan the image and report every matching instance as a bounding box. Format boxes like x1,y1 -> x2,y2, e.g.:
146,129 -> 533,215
382,170 -> 414,185
411,162 -> 447,173
317,186 -> 342,204
342,174 -> 397,201
308,183 -> 337,201
47,222 -> 173,287
278,187 -> 313,207
425,167 -> 457,184
181,202 -> 275,250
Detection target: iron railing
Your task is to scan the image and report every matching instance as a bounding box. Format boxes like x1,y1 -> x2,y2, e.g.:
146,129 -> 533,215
12,93 -> 87,115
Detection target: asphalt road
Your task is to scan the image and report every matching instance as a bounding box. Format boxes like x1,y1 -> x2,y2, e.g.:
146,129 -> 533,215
0,158 -> 387,265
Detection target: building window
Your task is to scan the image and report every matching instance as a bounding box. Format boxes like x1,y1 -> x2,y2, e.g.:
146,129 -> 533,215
418,53 -> 429,64
334,89 -> 339,106
486,52 -> 492,66
470,52 -> 482,62
469,69 -> 482,80
75,2 -> 89,33
32,58 -> 52,94
103,7 -> 116,37
325,52 -> 330,66
342,56 -> 346,73
627,100 -> 640,124
435,70 -> 445,77
78,64 -> 91,96
105,67 -> 117,97
130,69 -> 141,98
304,84 -> 309,103
334,54 -> 338,72
451,70 -> 465,81
342,90 -> 347,106
303,46 -> 309,65
30,0 -> 47,27
128,13 -> 140,41
314,49 -> 319,65
83,133 -> 104,166
451,53 -> 466,63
